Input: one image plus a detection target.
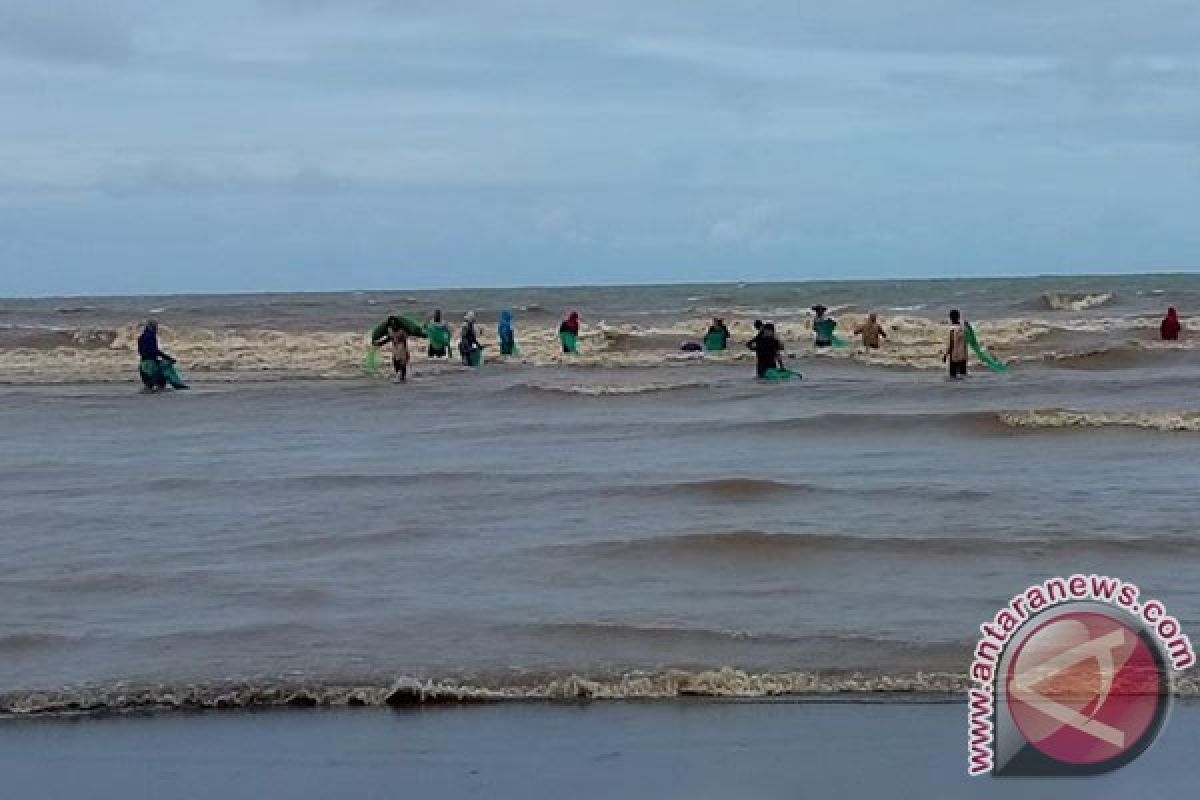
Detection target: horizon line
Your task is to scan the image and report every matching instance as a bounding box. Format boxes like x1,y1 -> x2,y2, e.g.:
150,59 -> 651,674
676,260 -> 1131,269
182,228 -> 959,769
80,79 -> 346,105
4,267 -> 1198,301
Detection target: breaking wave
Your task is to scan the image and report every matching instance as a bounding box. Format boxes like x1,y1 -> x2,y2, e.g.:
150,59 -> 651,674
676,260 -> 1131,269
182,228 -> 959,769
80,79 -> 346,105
998,409 -> 1200,432
0,670 -> 967,716
1039,291 -> 1116,311
718,409 -> 1200,435
6,666 -> 1199,716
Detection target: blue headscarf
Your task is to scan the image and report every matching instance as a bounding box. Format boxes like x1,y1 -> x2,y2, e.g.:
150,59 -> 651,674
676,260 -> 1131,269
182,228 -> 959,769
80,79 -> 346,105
498,310 -> 514,338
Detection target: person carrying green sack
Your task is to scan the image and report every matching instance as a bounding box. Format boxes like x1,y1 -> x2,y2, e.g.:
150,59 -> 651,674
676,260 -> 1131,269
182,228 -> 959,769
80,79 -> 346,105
426,309 -> 452,359
371,315 -> 426,344
703,317 -> 731,352
559,310 -> 581,354
137,319 -> 189,391
940,309 -> 1008,379
748,321 -> 797,380
811,304 -> 841,348
944,309 -> 1006,377
943,310 -> 969,379
366,315 -> 421,375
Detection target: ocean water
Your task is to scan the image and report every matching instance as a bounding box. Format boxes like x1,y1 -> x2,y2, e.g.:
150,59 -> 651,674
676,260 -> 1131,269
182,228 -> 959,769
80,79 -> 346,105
1,275 -> 1198,713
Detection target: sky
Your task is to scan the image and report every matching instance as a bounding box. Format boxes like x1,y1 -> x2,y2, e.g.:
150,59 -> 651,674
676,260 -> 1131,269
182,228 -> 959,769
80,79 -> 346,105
1,1 -> 1199,296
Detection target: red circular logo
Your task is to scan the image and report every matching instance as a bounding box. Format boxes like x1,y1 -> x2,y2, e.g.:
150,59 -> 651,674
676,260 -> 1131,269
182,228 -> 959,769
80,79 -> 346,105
1005,611 -> 1166,767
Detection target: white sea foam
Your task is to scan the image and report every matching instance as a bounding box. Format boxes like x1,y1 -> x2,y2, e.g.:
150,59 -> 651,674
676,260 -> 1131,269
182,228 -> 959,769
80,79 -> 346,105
997,409 -> 1200,432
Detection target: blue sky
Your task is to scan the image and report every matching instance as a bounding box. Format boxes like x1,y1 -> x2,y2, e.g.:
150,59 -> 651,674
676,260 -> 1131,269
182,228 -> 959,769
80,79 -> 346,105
1,0 -> 1199,295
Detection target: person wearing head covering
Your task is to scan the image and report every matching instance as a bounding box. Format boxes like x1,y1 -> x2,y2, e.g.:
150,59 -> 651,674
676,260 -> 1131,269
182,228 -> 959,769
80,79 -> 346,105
811,305 -> 837,348
854,312 -> 888,349
459,312 -> 481,366
427,309 -> 452,358
559,311 -> 581,353
137,319 -> 168,391
498,310 -> 517,355
703,317 -> 731,352
1161,307 -> 1182,341
137,319 -> 188,391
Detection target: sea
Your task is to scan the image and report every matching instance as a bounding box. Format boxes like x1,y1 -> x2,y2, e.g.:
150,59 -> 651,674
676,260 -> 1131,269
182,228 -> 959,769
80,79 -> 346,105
1,274 -> 1198,714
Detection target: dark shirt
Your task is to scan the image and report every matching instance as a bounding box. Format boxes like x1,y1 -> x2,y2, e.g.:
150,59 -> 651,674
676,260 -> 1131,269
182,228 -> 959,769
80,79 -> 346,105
749,332 -> 783,376
137,328 -> 166,360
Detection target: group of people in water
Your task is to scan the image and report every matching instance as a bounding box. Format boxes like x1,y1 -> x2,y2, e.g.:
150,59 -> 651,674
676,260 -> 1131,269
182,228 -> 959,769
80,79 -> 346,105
737,305 -> 893,379
738,304 -> 1187,380
367,309 -> 584,381
137,303 -> 1188,388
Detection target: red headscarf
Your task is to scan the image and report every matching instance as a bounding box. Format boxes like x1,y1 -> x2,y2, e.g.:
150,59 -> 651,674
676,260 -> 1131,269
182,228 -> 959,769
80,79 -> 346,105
1161,307 -> 1181,341
564,311 -> 580,334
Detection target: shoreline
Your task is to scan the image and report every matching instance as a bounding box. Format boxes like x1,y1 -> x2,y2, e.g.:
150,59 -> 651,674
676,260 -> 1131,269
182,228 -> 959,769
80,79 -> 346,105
6,667 -> 1199,719
0,692 -> 968,724
3,701 -> 1196,798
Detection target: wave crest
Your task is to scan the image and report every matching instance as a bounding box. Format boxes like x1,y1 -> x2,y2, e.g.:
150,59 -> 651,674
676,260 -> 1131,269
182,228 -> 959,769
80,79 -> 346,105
1040,291 -> 1115,311
9,665 -> 1200,716
998,409 -> 1200,432
0,669 -> 968,715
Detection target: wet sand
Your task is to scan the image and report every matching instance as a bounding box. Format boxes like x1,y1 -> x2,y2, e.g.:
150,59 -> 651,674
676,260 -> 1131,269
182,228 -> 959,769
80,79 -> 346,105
2,700 -> 1195,799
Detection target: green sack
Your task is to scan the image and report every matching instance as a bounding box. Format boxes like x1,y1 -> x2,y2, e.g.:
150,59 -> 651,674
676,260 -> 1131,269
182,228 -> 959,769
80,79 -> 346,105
371,316 -> 427,342
468,347 -> 484,368
762,367 -> 801,382
831,334 -> 850,349
362,345 -> 380,374
560,331 -> 579,354
814,317 -> 837,345
703,331 -> 727,352
139,358 -> 161,379
161,361 -> 188,389
400,317 -> 428,338
427,324 -> 451,350
965,324 -> 1008,373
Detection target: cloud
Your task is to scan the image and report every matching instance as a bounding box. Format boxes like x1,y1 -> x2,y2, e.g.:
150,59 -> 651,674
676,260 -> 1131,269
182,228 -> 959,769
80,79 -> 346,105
1,1 -> 1198,293
0,1 -> 136,65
